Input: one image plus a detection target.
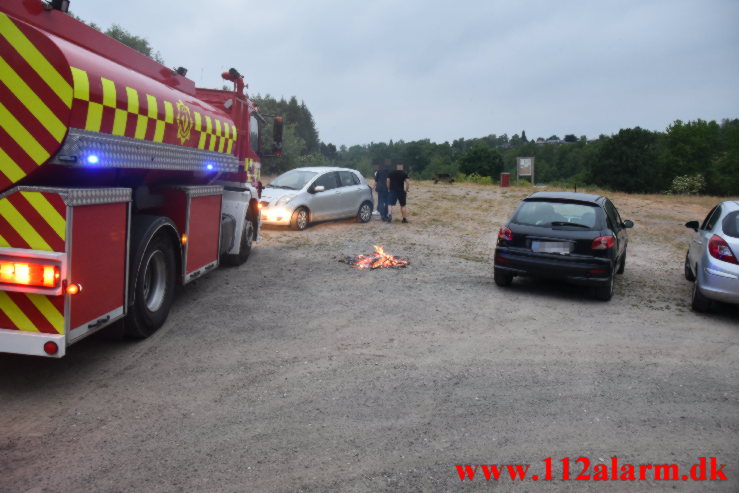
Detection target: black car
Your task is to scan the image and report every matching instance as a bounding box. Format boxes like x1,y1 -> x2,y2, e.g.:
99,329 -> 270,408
494,191 -> 634,300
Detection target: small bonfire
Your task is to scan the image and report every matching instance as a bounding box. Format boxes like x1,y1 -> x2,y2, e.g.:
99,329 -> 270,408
341,245 -> 409,270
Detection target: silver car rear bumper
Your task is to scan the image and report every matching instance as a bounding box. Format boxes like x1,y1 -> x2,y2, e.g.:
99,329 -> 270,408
698,259 -> 739,304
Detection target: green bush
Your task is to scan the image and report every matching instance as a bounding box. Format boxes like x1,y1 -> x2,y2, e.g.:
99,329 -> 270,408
457,173 -> 494,185
664,174 -> 706,195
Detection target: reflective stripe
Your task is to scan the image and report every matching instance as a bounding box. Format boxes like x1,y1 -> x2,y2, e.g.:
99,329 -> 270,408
163,100 -> 174,123
85,101 -> 103,132
71,67 -> 89,100
26,293 -> 64,334
146,94 -> 158,119
0,291 -> 36,332
66,68 -> 235,155
0,198 -> 52,251
0,56 -> 66,141
126,87 -> 139,114
153,120 -> 165,142
0,148 -> 26,183
112,108 -> 127,136
0,13 -> 72,108
134,114 -> 148,139
0,101 -> 50,163
101,77 -> 116,107
20,191 -> 65,241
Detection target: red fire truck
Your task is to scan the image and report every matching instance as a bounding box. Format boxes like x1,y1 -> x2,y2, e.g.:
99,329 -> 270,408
0,0 -> 282,357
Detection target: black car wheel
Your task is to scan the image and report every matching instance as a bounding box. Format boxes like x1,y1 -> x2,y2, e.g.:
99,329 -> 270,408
617,250 -> 626,274
290,207 -> 309,231
493,268 -> 513,287
594,274 -> 614,301
684,253 -> 696,282
691,279 -> 711,312
357,202 -> 372,223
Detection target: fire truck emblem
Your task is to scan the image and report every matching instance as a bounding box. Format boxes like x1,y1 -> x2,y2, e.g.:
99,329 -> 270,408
176,100 -> 193,144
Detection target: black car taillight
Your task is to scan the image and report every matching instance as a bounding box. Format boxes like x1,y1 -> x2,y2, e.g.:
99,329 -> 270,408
592,236 -> 615,250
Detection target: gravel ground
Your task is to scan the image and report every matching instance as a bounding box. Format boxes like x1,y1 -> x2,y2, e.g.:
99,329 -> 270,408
1,182 -> 737,492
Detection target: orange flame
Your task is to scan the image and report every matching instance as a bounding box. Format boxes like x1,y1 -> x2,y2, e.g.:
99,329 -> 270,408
351,245 -> 409,269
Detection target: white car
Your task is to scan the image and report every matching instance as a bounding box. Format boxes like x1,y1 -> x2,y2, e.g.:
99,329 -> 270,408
684,200 -> 739,312
260,167 -> 374,230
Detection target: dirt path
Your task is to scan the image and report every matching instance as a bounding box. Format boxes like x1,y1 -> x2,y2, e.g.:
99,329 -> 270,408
1,183 -> 737,492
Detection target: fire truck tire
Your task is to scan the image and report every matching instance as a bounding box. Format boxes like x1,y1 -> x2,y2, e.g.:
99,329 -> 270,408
223,216 -> 254,266
357,201 -> 373,223
291,207 -> 309,231
127,232 -> 176,338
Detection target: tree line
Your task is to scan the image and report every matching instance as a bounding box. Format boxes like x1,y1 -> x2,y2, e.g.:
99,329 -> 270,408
262,112 -> 738,196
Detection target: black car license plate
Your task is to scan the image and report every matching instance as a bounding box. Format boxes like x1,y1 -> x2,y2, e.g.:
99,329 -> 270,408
531,241 -> 572,254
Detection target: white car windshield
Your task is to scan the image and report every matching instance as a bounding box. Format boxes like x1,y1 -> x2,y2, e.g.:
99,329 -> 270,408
267,170 -> 318,190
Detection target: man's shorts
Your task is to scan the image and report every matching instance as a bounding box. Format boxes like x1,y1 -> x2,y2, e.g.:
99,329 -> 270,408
388,190 -> 407,207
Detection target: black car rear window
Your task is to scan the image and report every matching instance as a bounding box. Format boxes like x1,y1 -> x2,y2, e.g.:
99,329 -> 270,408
513,201 -> 600,229
723,211 -> 739,238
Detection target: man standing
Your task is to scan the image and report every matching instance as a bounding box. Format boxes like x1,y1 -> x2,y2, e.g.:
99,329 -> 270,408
386,163 -> 410,223
373,163 -> 390,221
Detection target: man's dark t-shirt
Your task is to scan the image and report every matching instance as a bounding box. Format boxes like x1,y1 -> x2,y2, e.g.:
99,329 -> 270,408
387,170 -> 408,192
374,169 -> 389,191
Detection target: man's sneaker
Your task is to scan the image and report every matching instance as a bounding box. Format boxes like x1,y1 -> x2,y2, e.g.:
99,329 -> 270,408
402,218 -> 408,223
387,215 -> 392,223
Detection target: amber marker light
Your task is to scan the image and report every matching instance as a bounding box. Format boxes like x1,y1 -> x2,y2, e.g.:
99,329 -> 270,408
181,234 -> 188,245
66,283 -> 82,295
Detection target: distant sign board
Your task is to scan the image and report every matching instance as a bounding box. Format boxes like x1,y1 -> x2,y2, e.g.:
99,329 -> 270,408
516,157 -> 535,185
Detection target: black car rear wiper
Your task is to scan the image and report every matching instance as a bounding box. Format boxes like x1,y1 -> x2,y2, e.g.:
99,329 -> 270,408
550,221 -> 591,228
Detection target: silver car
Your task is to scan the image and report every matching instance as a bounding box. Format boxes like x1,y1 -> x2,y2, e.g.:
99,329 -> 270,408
684,200 -> 739,312
260,167 -> 374,230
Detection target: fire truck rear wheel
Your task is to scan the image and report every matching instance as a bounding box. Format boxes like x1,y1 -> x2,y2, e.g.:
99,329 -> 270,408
223,217 -> 254,266
128,233 -> 176,338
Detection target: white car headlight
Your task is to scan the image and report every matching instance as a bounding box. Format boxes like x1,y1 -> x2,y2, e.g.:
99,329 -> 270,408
274,194 -> 296,207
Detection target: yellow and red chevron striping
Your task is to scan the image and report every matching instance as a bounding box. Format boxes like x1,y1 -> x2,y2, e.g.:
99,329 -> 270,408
0,191 -> 66,252
0,12 -> 72,190
0,290 -> 64,334
67,67 -> 236,153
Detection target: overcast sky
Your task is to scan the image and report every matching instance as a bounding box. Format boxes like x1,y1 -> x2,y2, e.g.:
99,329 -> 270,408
76,0 -> 739,147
